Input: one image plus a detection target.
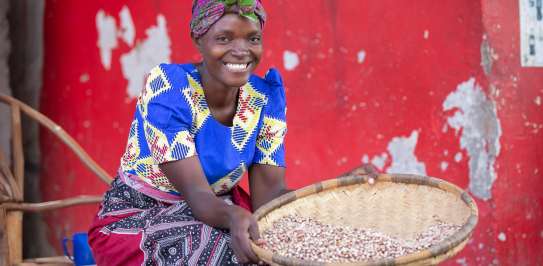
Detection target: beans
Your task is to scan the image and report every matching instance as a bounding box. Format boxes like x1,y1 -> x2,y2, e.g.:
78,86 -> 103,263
261,215 -> 461,263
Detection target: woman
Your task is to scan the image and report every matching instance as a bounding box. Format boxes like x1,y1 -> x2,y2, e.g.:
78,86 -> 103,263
88,0 -> 288,265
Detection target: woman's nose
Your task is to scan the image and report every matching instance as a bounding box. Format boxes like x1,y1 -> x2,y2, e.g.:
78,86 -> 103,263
231,40 -> 250,57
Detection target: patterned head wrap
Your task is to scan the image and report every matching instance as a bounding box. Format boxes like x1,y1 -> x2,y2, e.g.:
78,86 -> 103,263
190,0 -> 266,38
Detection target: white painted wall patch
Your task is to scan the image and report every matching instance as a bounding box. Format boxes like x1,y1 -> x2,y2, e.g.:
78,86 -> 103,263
535,96 -> 541,106
498,232 -> 507,242
385,130 -> 427,175
371,152 -> 388,171
96,10 -> 118,70
443,78 -> 502,200
440,161 -> 449,171
283,50 -> 299,71
119,6 -> 135,46
120,15 -> 172,98
520,0 -> 543,66
361,154 -> 370,164
454,152 -> 463,162
96,7 -> 171,98
357,50 -> 366,64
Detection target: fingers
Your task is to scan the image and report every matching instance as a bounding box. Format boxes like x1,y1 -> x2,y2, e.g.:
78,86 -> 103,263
248,218 -> 261,241
231,218 -> 261,264
231,231 -> 260,264
241,233 -> 260,263
245,219 -> 261,262
230,236 -> 248,264
255,238 -> 266,246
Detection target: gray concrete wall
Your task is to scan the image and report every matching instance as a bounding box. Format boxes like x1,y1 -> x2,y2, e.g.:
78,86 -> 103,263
7,0 -> 51,258
0,0 -> 11,167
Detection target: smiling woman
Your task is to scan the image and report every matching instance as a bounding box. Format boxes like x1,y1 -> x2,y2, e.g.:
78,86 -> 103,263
195,13 -> 263,89
87,1 -> 290,265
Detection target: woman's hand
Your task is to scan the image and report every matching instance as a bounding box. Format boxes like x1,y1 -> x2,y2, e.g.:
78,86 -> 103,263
160,158 -> 264,264
227,205 -> 263,264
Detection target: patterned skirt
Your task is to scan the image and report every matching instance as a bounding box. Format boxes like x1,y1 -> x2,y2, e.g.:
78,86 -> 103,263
88,177 -> 253,266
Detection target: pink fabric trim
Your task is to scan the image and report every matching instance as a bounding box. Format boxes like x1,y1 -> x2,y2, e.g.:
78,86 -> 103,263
118,169 -> 182,203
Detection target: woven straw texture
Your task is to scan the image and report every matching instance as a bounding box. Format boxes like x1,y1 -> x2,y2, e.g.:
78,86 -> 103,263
251,173 -> 478,266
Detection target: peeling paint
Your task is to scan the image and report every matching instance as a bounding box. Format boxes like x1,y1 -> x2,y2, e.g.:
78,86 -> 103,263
455,257 -> 467,266
361,154 -> 369,164
96,10 -> 117,70
283,50 -> 299,71
120,15 -> 171,98
357,50 -> 366,63
370,152 -> 388,171
534,96 -> 541,106
119,6 -> 135,46
481,37 -> 493,75
440,161 -> 449,171
520,0 -> 543,66
336,156 -> 348,166
443,78 -> 502,200
79,73 -> 90,83
498,232 -> 506,242
454,152 -> 463,162
385,130 -> 427,175
423,30 -> 429,39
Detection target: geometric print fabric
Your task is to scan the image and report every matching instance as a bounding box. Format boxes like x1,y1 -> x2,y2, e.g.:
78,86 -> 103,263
119,63 -> 287,199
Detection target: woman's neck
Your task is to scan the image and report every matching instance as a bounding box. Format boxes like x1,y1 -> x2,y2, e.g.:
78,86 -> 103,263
197,64 -> 239,109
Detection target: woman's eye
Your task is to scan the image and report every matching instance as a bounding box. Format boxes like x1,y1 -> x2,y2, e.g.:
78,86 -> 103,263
216,36 -> 229,43
250,36 -> 262,44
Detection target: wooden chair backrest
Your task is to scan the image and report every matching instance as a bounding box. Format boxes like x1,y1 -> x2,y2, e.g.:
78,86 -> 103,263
0,94 -> 112,265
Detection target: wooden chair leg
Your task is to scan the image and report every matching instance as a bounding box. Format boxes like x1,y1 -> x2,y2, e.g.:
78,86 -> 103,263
0,207 -> 9,266
7,210 -> 23,265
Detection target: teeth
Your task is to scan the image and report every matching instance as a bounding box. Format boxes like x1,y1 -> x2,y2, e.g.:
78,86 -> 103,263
225,63 -> 249,72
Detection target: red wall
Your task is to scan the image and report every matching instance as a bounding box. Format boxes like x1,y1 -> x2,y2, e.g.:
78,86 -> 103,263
41,0 -> 543,264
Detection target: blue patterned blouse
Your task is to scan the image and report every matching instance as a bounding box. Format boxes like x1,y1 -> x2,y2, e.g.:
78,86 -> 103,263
119,63 -> 287,201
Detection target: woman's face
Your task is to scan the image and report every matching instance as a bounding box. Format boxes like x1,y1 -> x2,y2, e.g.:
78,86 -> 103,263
194,13 -> 263,88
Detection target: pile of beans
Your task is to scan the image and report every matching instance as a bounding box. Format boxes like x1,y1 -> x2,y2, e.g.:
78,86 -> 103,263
261,215 -> 461,263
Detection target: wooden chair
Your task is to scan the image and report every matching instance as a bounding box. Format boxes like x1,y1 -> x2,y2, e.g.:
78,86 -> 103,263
0,94 -> 112,266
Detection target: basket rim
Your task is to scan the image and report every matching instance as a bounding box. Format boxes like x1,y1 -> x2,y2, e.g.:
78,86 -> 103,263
250,173 -> 479,266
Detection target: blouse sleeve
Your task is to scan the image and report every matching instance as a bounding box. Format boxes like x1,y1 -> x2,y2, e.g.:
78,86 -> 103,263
254,68 -> 287,167
137,64 -> 196,165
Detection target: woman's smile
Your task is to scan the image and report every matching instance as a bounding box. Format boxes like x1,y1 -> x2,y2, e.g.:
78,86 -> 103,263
224,62 -> 252,73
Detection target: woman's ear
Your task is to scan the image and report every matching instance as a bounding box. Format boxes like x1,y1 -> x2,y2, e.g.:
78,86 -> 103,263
191,35 -> 202,52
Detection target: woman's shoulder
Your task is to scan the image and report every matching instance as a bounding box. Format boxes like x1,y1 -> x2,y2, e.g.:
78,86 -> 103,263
249,68 -> 286,112
250,68 -> 283,88
249,68 -> 285,100
138,63 -> 196,122
149,63 -> 197,85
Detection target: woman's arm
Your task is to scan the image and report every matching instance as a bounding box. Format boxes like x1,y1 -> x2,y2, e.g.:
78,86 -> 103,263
160,157 -> 261,264
249,163 -> 379,211
249,164 -> 291,210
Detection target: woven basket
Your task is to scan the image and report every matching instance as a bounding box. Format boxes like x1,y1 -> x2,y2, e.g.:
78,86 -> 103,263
250,172 -> 478,266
